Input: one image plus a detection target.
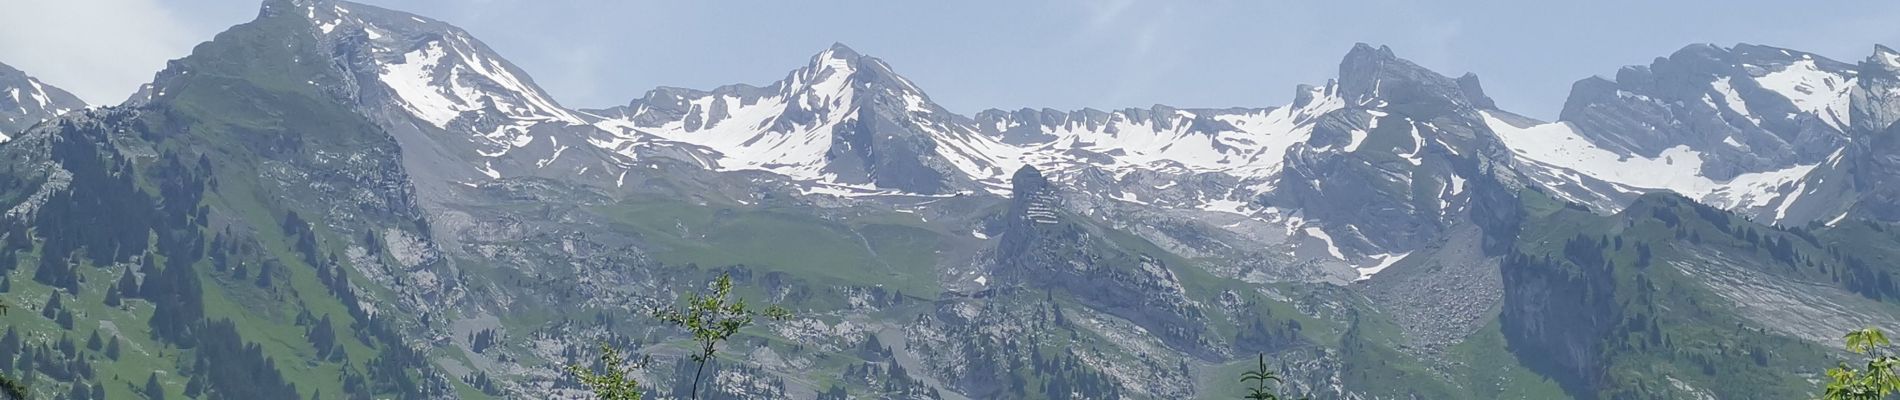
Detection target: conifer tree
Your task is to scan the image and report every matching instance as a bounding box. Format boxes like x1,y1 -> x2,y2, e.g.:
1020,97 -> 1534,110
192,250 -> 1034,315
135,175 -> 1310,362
145,372 -> 166,400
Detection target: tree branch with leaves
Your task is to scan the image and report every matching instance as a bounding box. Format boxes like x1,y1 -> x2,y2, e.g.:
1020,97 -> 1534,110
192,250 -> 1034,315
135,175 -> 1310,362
1825,327 -> 1900,400
568,344 -> 647,400
652,273 -> 790,399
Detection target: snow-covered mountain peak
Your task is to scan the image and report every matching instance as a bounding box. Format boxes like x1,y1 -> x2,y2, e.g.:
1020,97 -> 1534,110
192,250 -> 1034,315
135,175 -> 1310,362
776,43 -> 937,118
577,43 -> 977,193
786,43 -> 862,101
359,13 -> 580,126
1489,44 -> 1875,225
1553,43 -> 1853,187
807,42 -> 862,75
0,62 -> 86,140
210,0 -> 632,185
291,0 -> 586,157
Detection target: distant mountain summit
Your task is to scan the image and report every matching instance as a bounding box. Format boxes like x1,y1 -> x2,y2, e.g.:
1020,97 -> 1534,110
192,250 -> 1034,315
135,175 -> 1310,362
3,1 -> 1892,398
0,62 -> 85,139
585,42 -> 991,194
1483,43 -> 1900,226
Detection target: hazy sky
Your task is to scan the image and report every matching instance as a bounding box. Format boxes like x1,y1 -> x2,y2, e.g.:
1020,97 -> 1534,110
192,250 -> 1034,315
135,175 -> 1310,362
3,0 -> 1898,119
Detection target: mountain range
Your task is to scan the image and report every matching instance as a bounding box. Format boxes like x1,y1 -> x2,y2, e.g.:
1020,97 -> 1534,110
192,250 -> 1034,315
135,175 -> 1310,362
0,0 -> 1895,398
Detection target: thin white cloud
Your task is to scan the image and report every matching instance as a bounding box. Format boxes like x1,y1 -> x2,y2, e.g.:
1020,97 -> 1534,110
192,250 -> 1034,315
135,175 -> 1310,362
0,0 -> 206,105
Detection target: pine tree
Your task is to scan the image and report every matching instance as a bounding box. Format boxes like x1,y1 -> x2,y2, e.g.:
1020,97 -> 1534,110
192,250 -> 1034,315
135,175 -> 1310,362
105,336 -> 121,361
41,293 -> 60,320
70,377 -> 92,400
255,261 -> 273,288
0,327 -> 17,367
139,255 -> 156,276
86,330 -> 102,351
184,374 -> 204,398
57,333 -> 75,356
118,268 -> 140,299
1240,353 -> 1305,400
308,314 -> 335,359
145,372 -> 166,400
104,286 -> 122,307
57,309 -> 74,330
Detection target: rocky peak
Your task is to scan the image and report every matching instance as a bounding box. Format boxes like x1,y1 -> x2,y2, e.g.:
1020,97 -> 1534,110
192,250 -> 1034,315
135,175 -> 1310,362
1555,43 -> 1854,181
1291,83 -> 1325,109
779,43 -> 921,100
0,62 -> 86,139
1851,44 -> 1900,135
1008,165 -> 1053,202
580,43 -> 981,194
1264,44 -> 1521,262
1456,73 -> 1497,110
1337,43 -> 1400,103
1336,43 -> 1468,110
785,43 -> 863,97
997,165 -> 1058,258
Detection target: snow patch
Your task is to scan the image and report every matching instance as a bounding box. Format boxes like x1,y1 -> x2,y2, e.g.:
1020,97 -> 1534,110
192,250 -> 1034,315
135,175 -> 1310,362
380,42 -> 460,127
1302,226 -> 1345,260
477,161 -> 501,179
1485,110 -> 1717,197
1754,59 -> 1853,131
1827,211 -> 1851,226
1710,77 -> 1759,125
375,35 -> 583,131
1354,252 -> 1410,282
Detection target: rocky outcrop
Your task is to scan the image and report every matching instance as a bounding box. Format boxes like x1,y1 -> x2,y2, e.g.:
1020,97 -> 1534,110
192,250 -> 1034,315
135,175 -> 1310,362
0,62 -> 86,137
1498,233 -> 1618,398
993,166 -> 1218,358
1267,44 -> 1522,255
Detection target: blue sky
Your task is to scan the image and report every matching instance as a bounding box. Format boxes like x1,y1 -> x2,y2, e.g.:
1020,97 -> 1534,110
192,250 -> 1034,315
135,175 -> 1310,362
4,0 -> 1898,119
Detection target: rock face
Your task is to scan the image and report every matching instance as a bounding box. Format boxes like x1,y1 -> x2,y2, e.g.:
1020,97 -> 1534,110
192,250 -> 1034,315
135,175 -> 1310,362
0,1 -> 461,397
1559,43 -> 1853,180
0,62 -> 85,138
993,165 -> 1217,357
1720,45 -> 1900,224
1836,45 -> 1900,222
1266,44 -> 1522,259
270,0 -> 632,192
1489,43 -> 1881,226
1498,238 -> 1617,396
